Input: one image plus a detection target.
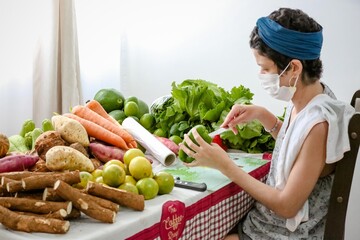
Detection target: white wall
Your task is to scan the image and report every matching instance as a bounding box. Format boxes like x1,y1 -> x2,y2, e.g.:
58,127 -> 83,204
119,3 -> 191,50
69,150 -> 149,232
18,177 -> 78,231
76,0 -> 360,117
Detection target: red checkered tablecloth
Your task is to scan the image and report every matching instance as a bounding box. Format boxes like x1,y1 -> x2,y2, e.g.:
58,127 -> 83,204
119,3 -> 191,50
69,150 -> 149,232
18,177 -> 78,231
127,161 -> 270,240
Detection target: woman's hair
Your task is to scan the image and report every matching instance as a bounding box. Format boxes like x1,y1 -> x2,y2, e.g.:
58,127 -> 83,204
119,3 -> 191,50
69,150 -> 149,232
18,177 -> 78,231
250,8 -> 323,84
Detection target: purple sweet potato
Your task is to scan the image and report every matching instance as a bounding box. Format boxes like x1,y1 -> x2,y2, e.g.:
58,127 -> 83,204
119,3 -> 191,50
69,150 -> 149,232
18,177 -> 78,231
0,154 -> 39,173
155,136 -> 179,155
89,141 -> 126,163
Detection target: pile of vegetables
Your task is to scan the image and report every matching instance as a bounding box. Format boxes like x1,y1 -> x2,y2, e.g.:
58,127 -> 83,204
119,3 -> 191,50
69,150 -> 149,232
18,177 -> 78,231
0,101 -> 148,234
0,119 -> 55,173
151,79 -> 275,153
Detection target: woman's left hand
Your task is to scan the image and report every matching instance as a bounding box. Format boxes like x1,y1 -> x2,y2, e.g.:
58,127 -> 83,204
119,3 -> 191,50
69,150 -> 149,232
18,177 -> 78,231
179,128 -> 233,171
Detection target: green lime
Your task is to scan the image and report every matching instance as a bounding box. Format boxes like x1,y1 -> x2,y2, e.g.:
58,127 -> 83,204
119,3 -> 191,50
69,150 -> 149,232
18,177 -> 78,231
153,128 -> 166,137
169,135 -> 182,145
128,156 -> 152,180
123,148 -> 145,166
124,96 -> 139,105
124,101 -> 139,117
94,88 -> 125,113
140,113 -> 155,130
136,178 -> 159,200
137,99 -> 149,118
102,164 -> 126,187
154,171 -> 175,195
108,110 -> 127,124
104,159 -> 126,171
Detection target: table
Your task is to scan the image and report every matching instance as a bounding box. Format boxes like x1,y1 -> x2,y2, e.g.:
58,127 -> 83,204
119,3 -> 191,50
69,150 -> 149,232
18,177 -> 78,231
0,154 -> 270,240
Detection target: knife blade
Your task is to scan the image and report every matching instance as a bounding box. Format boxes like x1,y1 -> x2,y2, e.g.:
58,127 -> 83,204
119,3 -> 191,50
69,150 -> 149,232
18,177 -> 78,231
208,128 -> 228,138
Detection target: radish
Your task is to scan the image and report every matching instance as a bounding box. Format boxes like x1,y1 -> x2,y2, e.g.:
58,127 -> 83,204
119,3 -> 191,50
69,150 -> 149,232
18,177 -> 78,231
0,154 -> 39,173
89,141 -> 126,163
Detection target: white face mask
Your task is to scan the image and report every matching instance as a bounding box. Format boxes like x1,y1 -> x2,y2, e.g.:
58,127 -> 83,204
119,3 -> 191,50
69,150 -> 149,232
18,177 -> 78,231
258,63 -> 299,102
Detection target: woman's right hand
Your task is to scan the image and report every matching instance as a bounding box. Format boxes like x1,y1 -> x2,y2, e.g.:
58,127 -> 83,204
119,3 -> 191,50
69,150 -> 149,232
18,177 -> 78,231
220,104 -> 264,134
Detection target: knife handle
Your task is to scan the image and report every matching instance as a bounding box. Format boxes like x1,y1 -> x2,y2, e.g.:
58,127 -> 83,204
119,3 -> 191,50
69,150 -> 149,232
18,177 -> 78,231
174,179 -> 207,192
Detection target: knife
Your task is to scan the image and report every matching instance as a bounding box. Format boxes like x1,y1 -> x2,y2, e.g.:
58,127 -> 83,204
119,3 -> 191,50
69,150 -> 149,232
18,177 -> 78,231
208,128 -> 229,138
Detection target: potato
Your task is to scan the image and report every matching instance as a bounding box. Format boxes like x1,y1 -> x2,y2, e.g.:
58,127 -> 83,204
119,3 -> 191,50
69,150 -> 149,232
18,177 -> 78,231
34,131 -> 66,160
45,146 -> 94,172
52,115 -> 89,147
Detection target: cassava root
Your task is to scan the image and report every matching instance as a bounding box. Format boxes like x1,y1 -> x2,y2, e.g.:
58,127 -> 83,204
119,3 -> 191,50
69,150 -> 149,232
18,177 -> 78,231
54,180 -> 116,223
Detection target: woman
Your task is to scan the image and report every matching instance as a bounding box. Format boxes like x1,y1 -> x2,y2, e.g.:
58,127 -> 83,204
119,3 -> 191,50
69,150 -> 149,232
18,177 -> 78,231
179,8 -> 355,239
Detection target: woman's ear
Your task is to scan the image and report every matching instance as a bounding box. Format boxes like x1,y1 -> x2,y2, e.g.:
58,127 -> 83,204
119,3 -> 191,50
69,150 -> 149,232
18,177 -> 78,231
290,59 -> 303,75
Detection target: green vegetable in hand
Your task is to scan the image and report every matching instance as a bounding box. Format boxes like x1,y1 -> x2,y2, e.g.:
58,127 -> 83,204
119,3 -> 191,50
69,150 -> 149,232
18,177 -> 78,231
178,125 -> 212,163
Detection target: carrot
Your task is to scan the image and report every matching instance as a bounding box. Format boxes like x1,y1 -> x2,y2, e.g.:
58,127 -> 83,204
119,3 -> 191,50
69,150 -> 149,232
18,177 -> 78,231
72,105 -> 137,149
85,100 -> 120,127
63,113 -> 129,150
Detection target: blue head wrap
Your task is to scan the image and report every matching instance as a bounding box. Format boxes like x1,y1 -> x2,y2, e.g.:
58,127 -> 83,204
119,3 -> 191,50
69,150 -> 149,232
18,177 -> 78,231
256,17 -> 323,60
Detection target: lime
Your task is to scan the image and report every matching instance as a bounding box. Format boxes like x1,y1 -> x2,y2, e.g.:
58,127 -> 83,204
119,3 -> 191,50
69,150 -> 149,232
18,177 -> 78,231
74,171 -> 94,189
140,113 -> 155,130
91,169 -> 103,179
124,175 -> 137,185
102,164 -> 126,187
104,159 -> 126,171
128,156 -> 152,180
124,101 -> 139,117
137,99 -> 149,118
123,148 -> 145,166
136,178 -> 159,200
154,171 -> 175,195
153,128 -> 166,137
108,110 -> 127,124
94,88 -> 125,113
124,96 -> 139,105
118,182 -> 139,194
169,135 -> 182,145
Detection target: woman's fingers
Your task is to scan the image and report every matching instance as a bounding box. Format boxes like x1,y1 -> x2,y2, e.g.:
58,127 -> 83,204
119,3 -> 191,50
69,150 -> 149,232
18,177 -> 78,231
183,134 -> 199,152
191,128 -> 207,145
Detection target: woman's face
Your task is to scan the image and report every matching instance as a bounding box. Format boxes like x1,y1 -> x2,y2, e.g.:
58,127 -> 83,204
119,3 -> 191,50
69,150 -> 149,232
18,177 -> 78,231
252,49 -> 278,74
252,49 -> 294,87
